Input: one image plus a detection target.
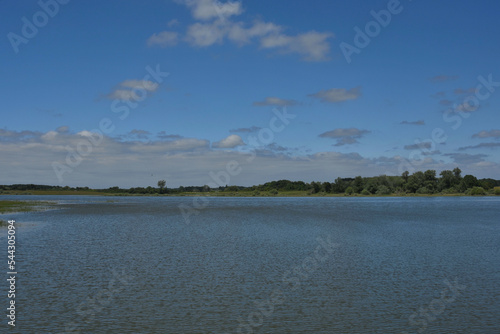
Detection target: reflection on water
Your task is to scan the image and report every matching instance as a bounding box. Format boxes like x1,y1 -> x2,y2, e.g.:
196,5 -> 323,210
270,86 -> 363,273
0,196 -> 499,333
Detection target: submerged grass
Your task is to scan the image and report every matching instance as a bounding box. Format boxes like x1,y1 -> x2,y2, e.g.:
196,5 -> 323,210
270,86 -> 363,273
0,200 -> 55,214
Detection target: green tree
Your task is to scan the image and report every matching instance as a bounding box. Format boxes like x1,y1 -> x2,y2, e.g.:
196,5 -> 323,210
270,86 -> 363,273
402,171 -> 410,183
406,171 -> 425,193
322,182 -> 332,193
157,180 -> 166,193
423,170 -> 437,193
376,185 -> 391,195
438,170 -> 456,191
365,179 -> 379,194
332,177 -> 346,193
345,186 -> 354,195
311,181 -> 321,194
459,175 -> 479,191
352,176 -> 364,193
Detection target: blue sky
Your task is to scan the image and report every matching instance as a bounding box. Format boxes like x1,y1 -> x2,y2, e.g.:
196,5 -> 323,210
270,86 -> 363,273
1,0 -> 500,188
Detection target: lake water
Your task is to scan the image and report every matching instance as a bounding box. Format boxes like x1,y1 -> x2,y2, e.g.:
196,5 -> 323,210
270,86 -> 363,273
1,196 -> 499,333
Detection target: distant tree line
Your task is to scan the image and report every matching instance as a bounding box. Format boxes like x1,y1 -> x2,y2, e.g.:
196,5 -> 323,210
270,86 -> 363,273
219,168 -> 499,196
1,168 -> 499,196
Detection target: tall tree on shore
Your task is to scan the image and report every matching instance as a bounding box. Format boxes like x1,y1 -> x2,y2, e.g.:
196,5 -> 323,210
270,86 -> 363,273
157,180 -> 166,193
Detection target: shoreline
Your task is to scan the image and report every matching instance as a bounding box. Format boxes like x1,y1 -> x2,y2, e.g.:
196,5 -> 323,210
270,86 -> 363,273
0,191 -> 497,198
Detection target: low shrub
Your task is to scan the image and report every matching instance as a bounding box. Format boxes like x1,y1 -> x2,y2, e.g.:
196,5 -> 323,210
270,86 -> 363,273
416,187 -> 430,194
469,187 -> 486,196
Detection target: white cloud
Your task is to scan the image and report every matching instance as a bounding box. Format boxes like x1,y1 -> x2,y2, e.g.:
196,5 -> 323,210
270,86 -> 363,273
212,134 -> 244,148
319,128 -> 370,146
227,21 -> 282,45
253,97 -> 299,107
472,129 -> 500,139
164,1 -> 333,61
186,21 -> 226,46
107,80 -> 159,101
180,0 -> 243,21
41,131 -> 58,141
167,19 -> 180,27
147,31 -> 179,47
120,80 -> 159,92
309,87 -> 361,103
107,89 -> 141,101
260,31 -> 333,62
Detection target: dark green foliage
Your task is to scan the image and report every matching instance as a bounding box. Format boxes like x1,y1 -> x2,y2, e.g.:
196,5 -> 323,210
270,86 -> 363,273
352,176 -> 364,193
322,182 -> 332,193
416,187 -> 431,195
332,177 -> 346,193
345,187 -> 354,195
361,189 -> 371,195
376,185 -> 391,195
469,187 -> 486,196
459,175 -> 479,191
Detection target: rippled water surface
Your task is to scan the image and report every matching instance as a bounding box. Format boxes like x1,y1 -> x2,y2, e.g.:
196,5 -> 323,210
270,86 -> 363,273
1,195 -> 499,333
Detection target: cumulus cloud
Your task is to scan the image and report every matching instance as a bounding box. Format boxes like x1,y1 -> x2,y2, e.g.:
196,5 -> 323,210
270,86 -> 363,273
227,21 -> 282,45
472,129 -> 500,139
167,19 -> 180,27
164,1 -> 333,61
179,0 -> 243,21
252,97 -> 299,107
259,30 -> 333,62
309,87 -> 361,103
319,128 -> 370,146
158,132 -> 183,140
107,79 -> 159,101
147,31 -> 179,47
455,101 -> 479,112
404,142 -> 433,150
459,142 -> 500,151
212,134 -> 244,148
127,129 -> 151,140
186,21 -> 226,46
400,120 -> 425,126
443,153 -> 488,164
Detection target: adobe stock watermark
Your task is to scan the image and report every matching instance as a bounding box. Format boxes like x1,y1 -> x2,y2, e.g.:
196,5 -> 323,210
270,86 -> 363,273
178,106 -> 296,225
233,235 -> 339,334
395,73 -> 499,175
52,64 -> 169,183
402,278 -> 466,334
63,268 -> 135,333
340,0 -> 404,64
7,0 -> 70,54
